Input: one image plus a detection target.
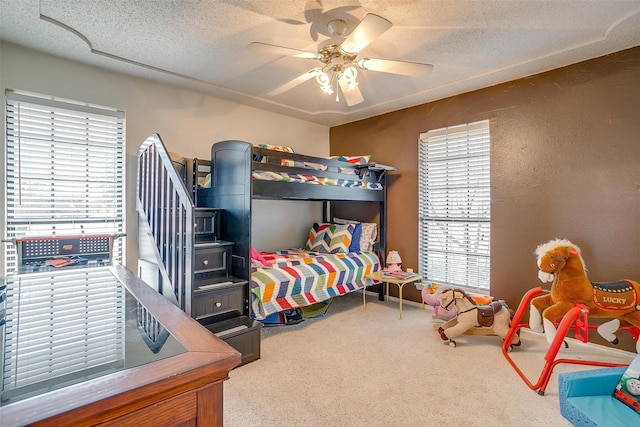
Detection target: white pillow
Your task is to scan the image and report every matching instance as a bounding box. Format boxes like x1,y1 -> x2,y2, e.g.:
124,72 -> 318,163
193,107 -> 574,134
333,217 -> 377,252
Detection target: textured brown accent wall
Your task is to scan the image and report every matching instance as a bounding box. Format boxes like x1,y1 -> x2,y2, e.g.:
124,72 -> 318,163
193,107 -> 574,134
331,46 -> 640,351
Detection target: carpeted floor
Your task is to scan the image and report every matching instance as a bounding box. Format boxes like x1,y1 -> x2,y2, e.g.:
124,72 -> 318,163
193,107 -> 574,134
224,291 -> 635,426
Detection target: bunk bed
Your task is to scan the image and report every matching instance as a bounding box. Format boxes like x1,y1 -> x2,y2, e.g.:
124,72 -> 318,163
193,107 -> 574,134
193,140 -> 394,321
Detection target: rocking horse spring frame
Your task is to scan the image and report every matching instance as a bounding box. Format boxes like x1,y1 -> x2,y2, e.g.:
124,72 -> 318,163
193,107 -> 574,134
502,287 -> 630,395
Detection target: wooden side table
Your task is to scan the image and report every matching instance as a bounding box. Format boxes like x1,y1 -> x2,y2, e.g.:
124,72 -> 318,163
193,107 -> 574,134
366,270 -> 422,319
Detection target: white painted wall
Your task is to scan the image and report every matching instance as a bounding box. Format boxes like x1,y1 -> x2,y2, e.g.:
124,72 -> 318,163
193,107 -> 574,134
0,42 -> 328,269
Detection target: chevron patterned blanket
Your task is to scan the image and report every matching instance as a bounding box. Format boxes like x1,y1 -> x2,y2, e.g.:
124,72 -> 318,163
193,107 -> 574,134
251,249 -> 381,320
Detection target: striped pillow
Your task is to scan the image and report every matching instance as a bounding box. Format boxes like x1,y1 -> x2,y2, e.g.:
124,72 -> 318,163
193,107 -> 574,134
304,223 -> 354,254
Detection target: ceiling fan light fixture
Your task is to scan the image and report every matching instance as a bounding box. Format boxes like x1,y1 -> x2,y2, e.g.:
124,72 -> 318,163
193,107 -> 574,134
342,65 -> 357,83
316,71 -> 333,95
317,62 -> 359,98
340,65 -> 359,92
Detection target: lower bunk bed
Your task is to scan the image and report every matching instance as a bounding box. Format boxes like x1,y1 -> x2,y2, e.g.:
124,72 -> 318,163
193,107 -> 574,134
250,247 -> 381,321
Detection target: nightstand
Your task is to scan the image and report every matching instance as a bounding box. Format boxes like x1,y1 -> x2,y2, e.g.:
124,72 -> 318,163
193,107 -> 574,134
366,270 -> 422,319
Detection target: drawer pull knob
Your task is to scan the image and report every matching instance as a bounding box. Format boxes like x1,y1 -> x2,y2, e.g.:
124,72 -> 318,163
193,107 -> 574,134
215,302 -> 222,307
203,259 -> 209,266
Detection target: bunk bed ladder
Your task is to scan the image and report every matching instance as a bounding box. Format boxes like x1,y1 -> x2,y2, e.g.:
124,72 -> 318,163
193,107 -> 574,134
137,134 -> 195,313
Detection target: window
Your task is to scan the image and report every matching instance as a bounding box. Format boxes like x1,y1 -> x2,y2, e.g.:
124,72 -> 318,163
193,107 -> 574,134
4,90 -> 125,274
2,91 -> 126,401
418,120 -> 490,291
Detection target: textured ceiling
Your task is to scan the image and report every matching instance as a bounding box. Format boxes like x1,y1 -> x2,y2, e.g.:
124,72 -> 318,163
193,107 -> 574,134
1,0 -> 640,126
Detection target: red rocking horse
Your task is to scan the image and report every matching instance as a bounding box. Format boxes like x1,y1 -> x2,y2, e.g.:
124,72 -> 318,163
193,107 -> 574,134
529,238 -> 640,353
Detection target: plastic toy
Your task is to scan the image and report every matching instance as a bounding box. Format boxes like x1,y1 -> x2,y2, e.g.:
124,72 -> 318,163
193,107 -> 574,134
423,282 -> 494,320
436,288 -> 521,349
529,238 -> 640,352
422,283 -> 456,320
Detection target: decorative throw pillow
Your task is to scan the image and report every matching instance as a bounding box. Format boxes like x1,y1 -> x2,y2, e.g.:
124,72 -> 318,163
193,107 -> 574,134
333,217 -> 377,252
304,223 -> 354,254
332,155 -> 371,165
329,155 -> 371,175
258,143 -> 295,153
613,353 -> 640,413
348,223 -> 362,252
359,222 -> 377,252
253,144 -> 295,162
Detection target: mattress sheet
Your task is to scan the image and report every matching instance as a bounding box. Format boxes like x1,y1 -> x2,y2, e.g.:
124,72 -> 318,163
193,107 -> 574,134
251,249 -> 380,320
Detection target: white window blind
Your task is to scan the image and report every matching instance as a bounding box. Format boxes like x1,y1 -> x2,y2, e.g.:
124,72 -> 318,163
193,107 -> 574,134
418,120 -> 491,291
4,91 -> 125,275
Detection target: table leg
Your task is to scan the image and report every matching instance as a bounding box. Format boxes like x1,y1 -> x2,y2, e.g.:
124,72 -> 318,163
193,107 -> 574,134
398,283 -> 404,319
362,284 -> 366,308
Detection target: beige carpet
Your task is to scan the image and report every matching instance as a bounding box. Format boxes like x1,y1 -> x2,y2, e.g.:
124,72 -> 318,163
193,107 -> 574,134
224,291 -> 635,426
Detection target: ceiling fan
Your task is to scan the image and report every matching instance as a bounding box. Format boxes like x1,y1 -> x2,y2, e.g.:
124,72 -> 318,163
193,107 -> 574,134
248,14 -> 433,106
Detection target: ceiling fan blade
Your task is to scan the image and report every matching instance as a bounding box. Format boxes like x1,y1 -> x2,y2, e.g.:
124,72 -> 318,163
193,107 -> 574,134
247,42 -> 319,60
340,14 -> 392,55
356,57 -> 433,77
268,69 -> 319,96
338,78 -> 364,106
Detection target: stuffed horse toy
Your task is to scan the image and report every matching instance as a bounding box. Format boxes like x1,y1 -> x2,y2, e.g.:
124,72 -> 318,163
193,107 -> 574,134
529,238 -> 640,352
423,283 -> 496,321
436,288 -> 521,349
422,283 -> 457,321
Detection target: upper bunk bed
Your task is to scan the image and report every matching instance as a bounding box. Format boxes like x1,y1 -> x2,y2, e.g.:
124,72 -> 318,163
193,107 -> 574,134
192,141 -> 394,203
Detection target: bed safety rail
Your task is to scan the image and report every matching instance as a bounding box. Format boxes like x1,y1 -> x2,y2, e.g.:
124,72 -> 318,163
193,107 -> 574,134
137,133 -> 194,313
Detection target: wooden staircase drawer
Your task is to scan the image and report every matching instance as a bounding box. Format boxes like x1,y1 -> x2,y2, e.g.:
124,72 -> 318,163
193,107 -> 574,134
193,285 -> 244,319
194,208 -> 222,239
193,243 -> 232,273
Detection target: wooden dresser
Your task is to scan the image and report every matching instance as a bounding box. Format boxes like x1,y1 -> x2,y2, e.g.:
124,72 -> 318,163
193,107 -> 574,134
0,265 -> 241,427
